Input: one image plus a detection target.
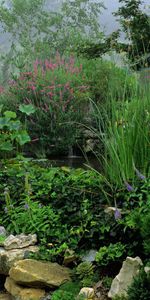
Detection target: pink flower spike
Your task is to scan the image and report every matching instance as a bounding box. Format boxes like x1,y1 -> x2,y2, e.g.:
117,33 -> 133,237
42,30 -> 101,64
31,85 -> 36,91
0,86 -> 4,94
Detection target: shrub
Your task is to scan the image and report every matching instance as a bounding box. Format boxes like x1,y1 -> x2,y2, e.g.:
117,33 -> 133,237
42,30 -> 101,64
76,262 -> 95,286
1,54 -> 90,156
95,242 -> 126,267
51,282 -> 82,300
127,268 -> 150,300
115,177 -> 150,259
0,56 -> 137,157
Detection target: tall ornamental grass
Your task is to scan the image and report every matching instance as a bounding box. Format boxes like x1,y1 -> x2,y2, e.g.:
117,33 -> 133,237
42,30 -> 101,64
92,90 -> 150,186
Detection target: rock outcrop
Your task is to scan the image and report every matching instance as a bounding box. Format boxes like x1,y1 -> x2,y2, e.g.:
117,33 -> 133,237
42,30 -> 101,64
0,246 -> 39,275
0,293 -> 11,300
4,234 -> 37,250
9,259 -> 71,288
5,277 -> 45,300
108,256 -> 143,298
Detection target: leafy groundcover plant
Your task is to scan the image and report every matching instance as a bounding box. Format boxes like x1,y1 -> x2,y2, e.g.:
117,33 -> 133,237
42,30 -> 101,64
0,159 -> 117,262
0,104 -> 34,158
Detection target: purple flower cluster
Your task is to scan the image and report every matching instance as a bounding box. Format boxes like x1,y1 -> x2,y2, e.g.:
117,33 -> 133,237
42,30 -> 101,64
24,203 -> 29,210
135,168 -> 146,180
114,209 -> 122,220
124,181 -> 135,192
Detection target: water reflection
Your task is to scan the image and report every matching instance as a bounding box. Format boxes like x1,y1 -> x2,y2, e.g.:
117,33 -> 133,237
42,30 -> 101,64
33,156 -> 101,171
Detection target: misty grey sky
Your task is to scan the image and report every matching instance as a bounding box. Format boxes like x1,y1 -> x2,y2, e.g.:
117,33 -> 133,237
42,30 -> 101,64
0,0 -> 150,49
100,0 -> 150,34
46,0 -> 150,34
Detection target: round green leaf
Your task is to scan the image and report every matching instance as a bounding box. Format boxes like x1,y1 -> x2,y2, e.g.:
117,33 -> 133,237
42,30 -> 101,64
19,104 -> 36,116
16,130 -> 31,145
4,111 -> 17,119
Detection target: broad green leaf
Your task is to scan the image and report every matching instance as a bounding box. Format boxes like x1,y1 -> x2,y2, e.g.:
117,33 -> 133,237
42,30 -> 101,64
4,111 -> 17,119
19,104 -> 36,116
0,117 -> 10,129
0,141 -> 13,151
16,130 -> 31,145
9,120 -> 21,131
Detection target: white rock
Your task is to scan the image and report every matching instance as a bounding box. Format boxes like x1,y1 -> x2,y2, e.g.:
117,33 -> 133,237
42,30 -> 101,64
0,226 -> 7,236
108,256 -> 143,298
0,246 -> 39,275
4,234 -> 37,250
79,287 -> 95,299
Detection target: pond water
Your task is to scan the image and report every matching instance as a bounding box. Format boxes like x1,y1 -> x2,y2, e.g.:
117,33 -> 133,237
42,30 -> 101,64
33,156 -> 102,171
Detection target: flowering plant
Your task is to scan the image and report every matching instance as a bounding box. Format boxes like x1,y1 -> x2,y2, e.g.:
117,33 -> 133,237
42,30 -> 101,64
9,53 -> 90,155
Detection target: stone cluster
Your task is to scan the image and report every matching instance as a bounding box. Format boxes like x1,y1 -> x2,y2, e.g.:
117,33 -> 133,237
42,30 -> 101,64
0,228 -> 71,300
0,227 -> 148,300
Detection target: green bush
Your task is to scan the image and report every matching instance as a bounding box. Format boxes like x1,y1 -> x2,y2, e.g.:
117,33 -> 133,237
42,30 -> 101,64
141,213 -> 150,256
48,282 -> 83,300
113,296 -> 127,300
127,269 -> 150,300
95,242 -> 126,267
102,276 -> 113,289
113,177 -> 150,259
76,262 -> 95,287
2,54 -> 90,156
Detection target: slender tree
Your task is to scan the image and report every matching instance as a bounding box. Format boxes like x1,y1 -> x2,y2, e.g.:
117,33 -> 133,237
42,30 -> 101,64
78,0 -> 150,70
0,0 -> 104,81
113,0 -> 150,69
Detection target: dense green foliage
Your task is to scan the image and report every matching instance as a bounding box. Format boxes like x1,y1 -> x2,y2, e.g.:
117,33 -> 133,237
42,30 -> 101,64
127,269 -> 150,300
119,177 -> 150,257
2,55 -> 90,155
0,160 -> 113,261
76,262 -> 95,286
51,282 -> 84,300
95,242 -> 126,266
0,159 -> 149,266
